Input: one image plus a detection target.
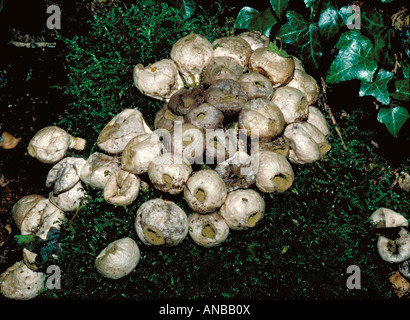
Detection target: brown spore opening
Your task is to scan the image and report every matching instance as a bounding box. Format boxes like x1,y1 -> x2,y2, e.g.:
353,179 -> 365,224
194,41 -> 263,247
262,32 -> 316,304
272,173 -> 290,192
194,187 -> 206,203
246,211 -> 263,227
143,226 -> 165,245
201,223 -> 216,239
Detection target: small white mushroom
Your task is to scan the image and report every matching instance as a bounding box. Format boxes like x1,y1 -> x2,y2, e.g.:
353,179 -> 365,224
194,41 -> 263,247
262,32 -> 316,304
80,152 -> 120,189
133,59 -> 184,101
46,157 -> 86,194
49,181 -> 87,212
188,212 -> 229,248
95,237 -> 140,279
103,169 -> 140,206
185,103 -> 224,131
212,36 -> 252,71
97,109 -> 152,155
255,151 -> 295,193
202,56 -> 243,86
220,189 -> 265,230
237,31 -> 270,51
370,208 -> 409,229
307,106 -> 330,138
135,198 -> 188,246
148,152 -> 192,195
0,261 -> 45,300
121,133 -> 164,175
239,72 -> 274,100
154,105 -> 185,131
28,126 -> 86,164
184,169 -> 227,214
170,122 -> 205,164
11,194 -> 45,231
271,86 -> 309,124
170,33 -> 214,87
287,69 -> 320,105
377,228 -> 410,264
204,128 -> 238,164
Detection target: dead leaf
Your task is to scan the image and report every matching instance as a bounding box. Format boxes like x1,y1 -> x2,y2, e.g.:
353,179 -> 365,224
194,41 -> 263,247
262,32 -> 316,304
0,132 -> 21,149
389,271 -> 410,299
398,172 -> 410,192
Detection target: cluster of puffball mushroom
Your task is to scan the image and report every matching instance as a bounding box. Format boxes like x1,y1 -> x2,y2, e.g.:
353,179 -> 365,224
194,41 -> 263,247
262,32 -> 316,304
1,31 -> 333,299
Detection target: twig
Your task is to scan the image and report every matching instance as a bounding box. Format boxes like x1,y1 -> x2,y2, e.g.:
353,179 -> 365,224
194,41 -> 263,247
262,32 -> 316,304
9,40 -> 56,48
66,201 -> 83,230
320,77 -> 348,151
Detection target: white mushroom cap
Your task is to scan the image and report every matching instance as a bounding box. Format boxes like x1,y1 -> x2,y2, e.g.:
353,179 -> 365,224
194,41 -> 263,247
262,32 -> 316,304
255,151 -> 295,193
237,31 -> 270,51
49,181 -> 87,212
97,109 -> 152,155
135,198 -> 188,246
204,128 -> 238,164
188,212 -> 229,247
80,152 -> 120,189
133,59 -> 184,101
170,122 -> 205,164
46,157 -> 86,194
202,56 -> 243,86
170,33 -> 214,87
377,228 -> 410,264
370,208 -> 409,228
212,36 -> 252,71
0,261 -> 45,300
28,126 -> 86,164
121,133 -> 164,175
271,86 -> 309,124
103,169 -> 140,206
11,194 -> 45,231
307,106 -> 330,138
148,152 -> 192,195
239,72 -> 274,100
220,189 -> 265,230
287,68 -> 319,105
184,169 -> 228,214
95,237 -> 140,279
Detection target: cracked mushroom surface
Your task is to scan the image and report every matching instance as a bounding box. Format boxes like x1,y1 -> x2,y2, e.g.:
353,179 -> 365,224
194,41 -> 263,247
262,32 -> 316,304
287,68 -> 319,106
133,58 -> 184,101
46,157 -> 86,195
103,169 -> 140,206
28,126 -> 86,164
307,106 -> 330,138
212,36 -> 252,71
97,108 -> 152,155
185,103 -> 224,131
184,169 -> 227,214
80,152 -> 121,189
188,212 -> 229,248
237,31 -> 270,51
135,198 -> 188,246
95,237 -> 140,279
11,194 -> 45,231
271,86 -> 309,124
220,189 -> 265,230
239,72 -> 274,100
370,208 -> 409,229
377,228 -> 410,264
170,33 -> 214,87
49,180 -> 87,212
204,79 -> 248,115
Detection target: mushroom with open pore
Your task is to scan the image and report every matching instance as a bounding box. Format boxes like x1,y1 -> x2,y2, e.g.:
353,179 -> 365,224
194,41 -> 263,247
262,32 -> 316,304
271,86 -> 309,124
188,212 -> 229,248
202,56 -> 243,86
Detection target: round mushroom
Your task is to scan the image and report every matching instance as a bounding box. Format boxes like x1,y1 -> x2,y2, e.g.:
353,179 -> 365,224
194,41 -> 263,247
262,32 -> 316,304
133,58 -> 184,101
185,103 -> 224,131
307,106 -> 330,138
202,56 -> 243,86
46,157 -> 86,195
212,36 -> 252,71
11,194 -> 45,231
95,237 -> 140,279
154,105 -> 185,131
184,169 -> 227,214
237,31 -> 270,51
28,126 -> 86,164
370,208 -> 409,229
103,169 -> 140,206
167,87 -> 205,116
80,152 -> 121,189
377,228 -> 410,264
135,198 -> 188,246
220,189 -> 265,230
188,212 -> 230,248
287,68 -> 319,106
239,72 -> 274,100
271,86 -> 309,124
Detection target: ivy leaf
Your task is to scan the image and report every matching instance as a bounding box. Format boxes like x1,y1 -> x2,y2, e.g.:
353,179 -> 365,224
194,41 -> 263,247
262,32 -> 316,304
318,5 -> 341,40
269,0 -> 290,19
390,79 -> 410,101
277,10 -> 322,68
359,69 -> 394,105
403,63 -> 410,79
304,0 -> 318,8
178,0 -> 196,20
326,30 -> 377,84
377,106 -> 410,137
267,41 -> 290,58
374,28 -> 396,67
361,8 -> 386,37
234,7 -> 277,37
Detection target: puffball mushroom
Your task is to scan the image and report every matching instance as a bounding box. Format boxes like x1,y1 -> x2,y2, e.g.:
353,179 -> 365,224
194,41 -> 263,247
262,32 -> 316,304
215,151 -> 258,192
80,152 -> 120,189
121,133 -> 164,175
154,105 -> 184,131
212,36 -> 252,71
255,151 -> 295,193
256,136 -> 290,157
370,208 -> 409,229
287,68 -> 320,106
46,157 -> 86,194
28,126 -> 86,164
377,228 -> 410,264
188,212 -> 229,248
148,152 -> 192,195
238,98 -> 285,141
97,108 -> 152,155
220,189 -> 265,230
95,237 -> 140,279
284,122 -> 331,164
133,58 -> 184,101
204,128 -> 237,163
237,31 -> 270,51
167,87 -> 205,116
49,181 -> 87,212
185,103 -> 224,131
11,194 -> 45,231
0,261 -> 45,300
249,47 -> 295,88
239,72 -> 274,100
202,56 -> 243,86
103,169 -> 140,206
170,33 -> 214,87
271,86 -> 309,124
307,106 -> 330,138
204,79 -> 248,115
184,169 -> 227,214
170,122 -> 205,164
135,198 -> 188,246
